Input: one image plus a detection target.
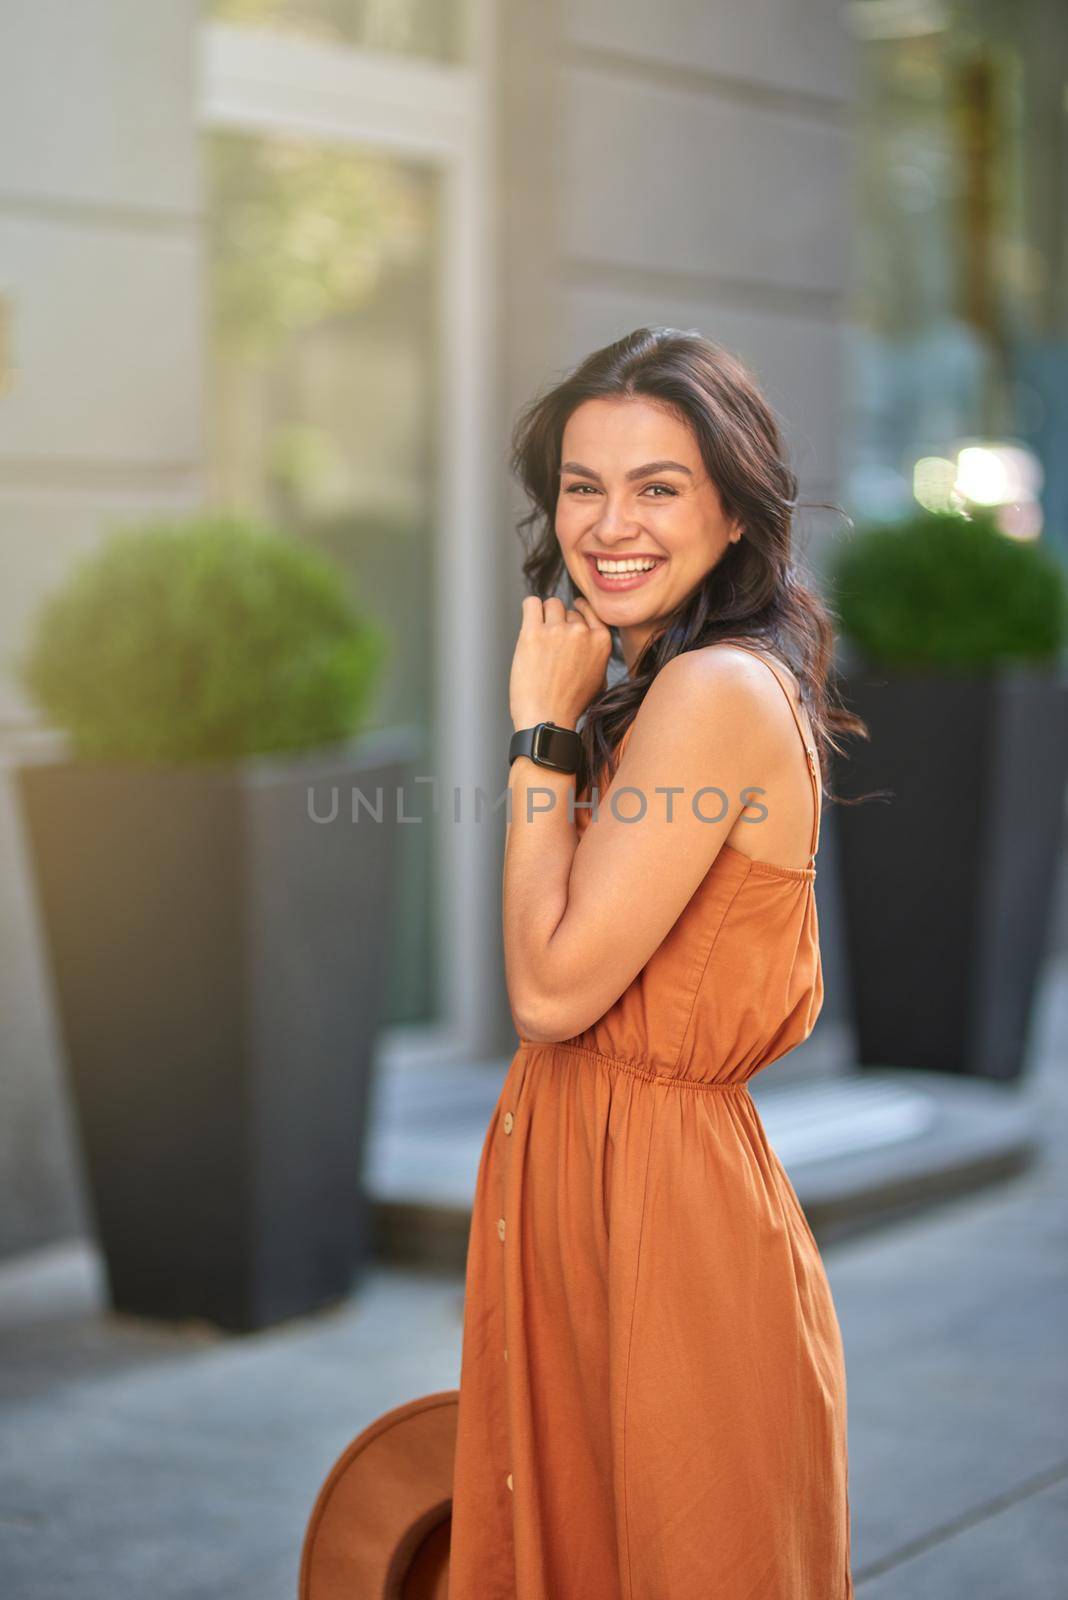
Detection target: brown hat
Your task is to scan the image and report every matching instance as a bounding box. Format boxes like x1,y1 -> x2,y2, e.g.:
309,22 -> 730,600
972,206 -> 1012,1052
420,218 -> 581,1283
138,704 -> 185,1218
299,1389 -> 459,1600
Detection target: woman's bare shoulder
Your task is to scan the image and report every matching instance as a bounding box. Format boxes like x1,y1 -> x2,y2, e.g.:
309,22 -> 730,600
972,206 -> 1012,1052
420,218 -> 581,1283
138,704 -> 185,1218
683,639 -> 797,686
626,645 -> 804,787
641,642 -> 794,724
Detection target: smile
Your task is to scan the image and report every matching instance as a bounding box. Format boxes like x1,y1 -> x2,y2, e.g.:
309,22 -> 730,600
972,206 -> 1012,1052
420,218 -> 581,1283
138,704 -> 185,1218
584,553 -> 666,591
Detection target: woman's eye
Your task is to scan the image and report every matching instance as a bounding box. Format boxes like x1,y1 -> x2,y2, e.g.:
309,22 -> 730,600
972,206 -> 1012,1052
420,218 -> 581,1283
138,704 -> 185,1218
564,482 -> 677,497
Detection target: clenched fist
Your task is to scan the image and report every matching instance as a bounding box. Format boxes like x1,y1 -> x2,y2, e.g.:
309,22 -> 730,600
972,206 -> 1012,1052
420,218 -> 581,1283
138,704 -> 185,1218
509,595 -> 613,731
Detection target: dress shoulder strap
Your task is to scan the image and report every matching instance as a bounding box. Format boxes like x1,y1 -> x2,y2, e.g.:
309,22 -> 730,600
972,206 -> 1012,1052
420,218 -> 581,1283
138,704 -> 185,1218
721,641 -> 821,867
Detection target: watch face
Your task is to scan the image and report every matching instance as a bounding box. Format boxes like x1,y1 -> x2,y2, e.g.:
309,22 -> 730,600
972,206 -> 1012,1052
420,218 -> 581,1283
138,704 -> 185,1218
532,723 -> 580,771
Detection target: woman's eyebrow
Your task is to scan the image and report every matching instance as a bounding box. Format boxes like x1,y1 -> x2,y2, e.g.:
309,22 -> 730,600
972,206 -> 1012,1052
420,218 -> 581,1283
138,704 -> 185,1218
560,459 -> 693,481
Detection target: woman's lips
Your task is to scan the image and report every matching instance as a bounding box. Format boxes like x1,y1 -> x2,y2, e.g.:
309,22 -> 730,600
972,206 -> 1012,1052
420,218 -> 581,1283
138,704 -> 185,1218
583,553 -> 667,593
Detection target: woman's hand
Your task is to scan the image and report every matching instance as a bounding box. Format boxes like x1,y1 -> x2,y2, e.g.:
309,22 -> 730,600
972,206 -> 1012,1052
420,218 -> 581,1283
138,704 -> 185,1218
509,595 -> 613,731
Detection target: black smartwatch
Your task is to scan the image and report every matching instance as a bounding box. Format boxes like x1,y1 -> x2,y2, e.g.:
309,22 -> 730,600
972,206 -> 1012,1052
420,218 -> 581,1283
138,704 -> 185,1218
509,721 -> 582,774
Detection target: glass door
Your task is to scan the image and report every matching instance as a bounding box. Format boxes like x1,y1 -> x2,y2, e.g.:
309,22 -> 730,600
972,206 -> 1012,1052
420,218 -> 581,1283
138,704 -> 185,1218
205,127 -> 441,1024
199,4 -> 498,1058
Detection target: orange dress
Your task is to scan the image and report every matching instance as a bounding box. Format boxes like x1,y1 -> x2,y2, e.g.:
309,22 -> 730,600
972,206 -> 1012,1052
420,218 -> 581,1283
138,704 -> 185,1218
448,646 -> 854,1599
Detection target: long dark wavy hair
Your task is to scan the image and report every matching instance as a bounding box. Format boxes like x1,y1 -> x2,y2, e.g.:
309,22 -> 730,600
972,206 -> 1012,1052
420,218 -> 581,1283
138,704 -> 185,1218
511,325 -> 869,804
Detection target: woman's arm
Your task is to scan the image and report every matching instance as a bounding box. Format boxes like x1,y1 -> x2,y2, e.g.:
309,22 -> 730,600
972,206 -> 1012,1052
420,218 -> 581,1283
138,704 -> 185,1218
504,635 -> 778,1044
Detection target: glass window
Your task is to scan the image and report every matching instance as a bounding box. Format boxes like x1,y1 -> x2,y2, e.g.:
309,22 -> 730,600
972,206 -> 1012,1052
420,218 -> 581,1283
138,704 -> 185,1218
205,128 -> 442,1026
844,0 -> 1068,548
204,0 -> 462,63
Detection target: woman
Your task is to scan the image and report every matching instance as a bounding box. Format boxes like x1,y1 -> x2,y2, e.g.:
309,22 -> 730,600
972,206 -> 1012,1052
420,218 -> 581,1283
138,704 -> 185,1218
448,327 -> 864,1599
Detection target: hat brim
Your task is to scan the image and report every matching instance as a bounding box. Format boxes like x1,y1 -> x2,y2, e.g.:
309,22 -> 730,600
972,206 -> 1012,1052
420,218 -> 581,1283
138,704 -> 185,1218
299,1388 -> 459,1600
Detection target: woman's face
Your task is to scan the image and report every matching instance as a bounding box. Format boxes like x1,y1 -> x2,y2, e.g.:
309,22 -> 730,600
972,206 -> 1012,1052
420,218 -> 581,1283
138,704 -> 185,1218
555,396 -> 742,668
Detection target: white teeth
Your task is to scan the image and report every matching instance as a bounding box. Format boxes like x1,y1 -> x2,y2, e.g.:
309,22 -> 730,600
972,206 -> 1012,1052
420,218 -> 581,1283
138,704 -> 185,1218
594,558 -> 660,574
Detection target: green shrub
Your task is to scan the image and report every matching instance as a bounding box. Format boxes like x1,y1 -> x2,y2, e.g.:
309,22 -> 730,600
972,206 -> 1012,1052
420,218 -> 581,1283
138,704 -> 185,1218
830,508 -> 1068,671
17,514 -> 387,763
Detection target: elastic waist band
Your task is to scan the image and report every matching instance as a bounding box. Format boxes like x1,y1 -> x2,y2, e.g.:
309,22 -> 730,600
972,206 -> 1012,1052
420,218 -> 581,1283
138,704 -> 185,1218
518,1039 -> 752,1094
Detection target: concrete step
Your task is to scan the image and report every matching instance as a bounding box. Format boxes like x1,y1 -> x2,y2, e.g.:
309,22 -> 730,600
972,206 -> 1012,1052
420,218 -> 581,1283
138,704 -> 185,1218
366,1055 -> 1041,1269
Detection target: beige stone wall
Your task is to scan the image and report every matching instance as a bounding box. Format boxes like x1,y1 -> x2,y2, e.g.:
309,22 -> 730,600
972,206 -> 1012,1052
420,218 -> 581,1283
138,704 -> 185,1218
0,0 -> 203,1252
485,0 -> 856,1052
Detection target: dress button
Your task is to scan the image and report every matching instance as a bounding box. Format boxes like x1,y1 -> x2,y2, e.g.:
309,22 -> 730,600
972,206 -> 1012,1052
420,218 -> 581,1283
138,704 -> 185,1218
497,1216 -> 506,1241
503,1111 -> 514,1134
506,1473 -> 514,1492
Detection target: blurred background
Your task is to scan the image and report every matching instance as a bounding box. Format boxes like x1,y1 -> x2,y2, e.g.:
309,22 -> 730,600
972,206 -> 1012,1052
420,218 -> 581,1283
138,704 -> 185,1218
1,2 -> 1066,1597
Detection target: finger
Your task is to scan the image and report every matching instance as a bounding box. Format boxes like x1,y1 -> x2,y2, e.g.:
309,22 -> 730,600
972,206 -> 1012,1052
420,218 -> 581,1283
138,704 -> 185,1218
542,596 -> 567,624
520,595 -> 544,628
571,596 -> 611,633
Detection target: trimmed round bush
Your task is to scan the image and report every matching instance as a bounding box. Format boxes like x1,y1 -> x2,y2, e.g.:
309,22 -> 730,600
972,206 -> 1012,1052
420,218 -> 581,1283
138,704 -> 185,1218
830,508 -> 1068,671
17,514 -> 387,763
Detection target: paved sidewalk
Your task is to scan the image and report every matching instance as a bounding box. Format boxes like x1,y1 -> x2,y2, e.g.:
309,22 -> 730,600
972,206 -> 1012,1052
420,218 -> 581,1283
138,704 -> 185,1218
829,950 -> 1068,1596
2,954 -> 1065,1599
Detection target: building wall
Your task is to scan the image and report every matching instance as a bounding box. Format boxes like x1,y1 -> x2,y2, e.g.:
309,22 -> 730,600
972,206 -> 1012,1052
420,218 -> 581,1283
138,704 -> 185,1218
0,0 -> 857,1253
0,0 -> 203,1253
486,0 -> 857,1054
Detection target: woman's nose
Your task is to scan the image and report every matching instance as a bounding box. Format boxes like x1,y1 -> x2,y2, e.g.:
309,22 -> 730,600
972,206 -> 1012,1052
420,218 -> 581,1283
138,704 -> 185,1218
592,497 -> 638,538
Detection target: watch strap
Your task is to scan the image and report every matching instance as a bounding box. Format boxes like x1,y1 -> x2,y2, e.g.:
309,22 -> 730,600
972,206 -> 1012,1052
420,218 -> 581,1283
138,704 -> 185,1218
508,722 -> 582,774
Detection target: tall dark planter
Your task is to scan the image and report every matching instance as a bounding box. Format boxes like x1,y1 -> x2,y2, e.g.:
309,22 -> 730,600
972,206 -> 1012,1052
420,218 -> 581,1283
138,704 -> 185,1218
834,668 -> 1068,1081
16,728 -> 417,1332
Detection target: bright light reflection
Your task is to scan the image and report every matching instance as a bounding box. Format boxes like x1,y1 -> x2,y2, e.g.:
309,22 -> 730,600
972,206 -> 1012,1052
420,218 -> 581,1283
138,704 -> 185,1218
956,447 -> 1012,505
913,456 -> 959,512
911,442 -> 1045,539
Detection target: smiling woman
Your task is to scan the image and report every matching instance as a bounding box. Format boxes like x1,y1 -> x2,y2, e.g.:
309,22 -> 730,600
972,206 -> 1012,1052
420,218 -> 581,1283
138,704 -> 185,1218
512,327 -> 865,802
447,327 -> 863,1600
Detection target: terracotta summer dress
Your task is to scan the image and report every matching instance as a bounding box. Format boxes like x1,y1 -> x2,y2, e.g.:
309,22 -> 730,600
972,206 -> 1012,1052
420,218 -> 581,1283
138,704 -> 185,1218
448,645 -> 854,1600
